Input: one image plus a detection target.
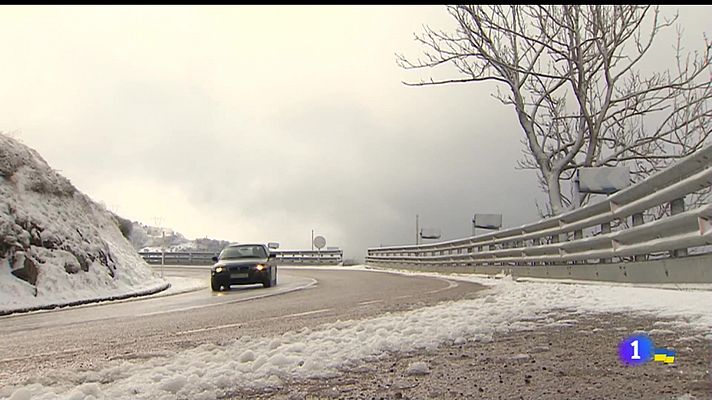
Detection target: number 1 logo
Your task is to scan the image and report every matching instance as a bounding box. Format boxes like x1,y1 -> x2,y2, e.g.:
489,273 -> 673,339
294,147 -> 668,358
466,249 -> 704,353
630,340 -> 640,360
619,335 -> 654,366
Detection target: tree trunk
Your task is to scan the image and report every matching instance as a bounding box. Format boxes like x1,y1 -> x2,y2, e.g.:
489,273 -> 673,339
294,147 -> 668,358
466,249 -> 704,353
546,173 -> 565,215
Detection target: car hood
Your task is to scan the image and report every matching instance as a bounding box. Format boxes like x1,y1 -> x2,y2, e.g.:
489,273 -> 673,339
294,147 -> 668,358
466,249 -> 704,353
214,258 -> 268,267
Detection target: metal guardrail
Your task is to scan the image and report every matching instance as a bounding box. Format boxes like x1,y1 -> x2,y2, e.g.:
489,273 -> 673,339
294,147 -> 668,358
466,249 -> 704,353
139,249 -> 343,266
367,145 -> 712,269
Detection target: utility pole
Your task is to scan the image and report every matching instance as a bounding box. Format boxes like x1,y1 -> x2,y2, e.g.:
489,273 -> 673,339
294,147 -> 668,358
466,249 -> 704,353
154,216 -> 165,278
311,229 -> 314,251
415,214 -> 420,245
161,230 -> 165,278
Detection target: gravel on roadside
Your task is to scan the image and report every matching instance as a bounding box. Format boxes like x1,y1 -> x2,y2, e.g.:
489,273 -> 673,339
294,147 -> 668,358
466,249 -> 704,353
230,312 -> 711,400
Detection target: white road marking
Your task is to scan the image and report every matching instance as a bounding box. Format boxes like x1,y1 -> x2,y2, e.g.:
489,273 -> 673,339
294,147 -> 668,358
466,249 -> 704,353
263,308 -> 332,321
426,278 -> 459,294
175,308 -> 333,335
136,278 -> 318,317
357,300 -> 384,306
175,322 -> 243,336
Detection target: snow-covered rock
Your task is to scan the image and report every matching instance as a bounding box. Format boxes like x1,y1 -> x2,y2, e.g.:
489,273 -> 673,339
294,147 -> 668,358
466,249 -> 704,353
0,133 -> 167,313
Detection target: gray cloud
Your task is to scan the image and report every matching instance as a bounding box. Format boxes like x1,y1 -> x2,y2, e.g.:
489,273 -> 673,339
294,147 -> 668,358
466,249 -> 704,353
1,6 -> 709,261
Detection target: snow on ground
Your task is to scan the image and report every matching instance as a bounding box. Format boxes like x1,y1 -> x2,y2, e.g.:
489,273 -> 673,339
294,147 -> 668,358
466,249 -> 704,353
4,275 -> 207,318
0,134 -> 167,314
2,266 -> 711,400
158,275 -> 207,296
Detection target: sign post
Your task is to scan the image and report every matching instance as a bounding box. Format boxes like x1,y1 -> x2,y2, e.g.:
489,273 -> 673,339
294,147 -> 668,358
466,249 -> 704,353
415,214 -> 420,245
313,235 -> 326,262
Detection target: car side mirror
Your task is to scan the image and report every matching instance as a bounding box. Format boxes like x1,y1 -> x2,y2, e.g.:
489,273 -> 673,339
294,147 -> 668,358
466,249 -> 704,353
211,256 -> 218,262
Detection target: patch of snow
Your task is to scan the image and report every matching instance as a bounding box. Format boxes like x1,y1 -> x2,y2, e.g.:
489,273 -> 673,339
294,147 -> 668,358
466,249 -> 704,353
7,388 -> 31,400
157,276 -> 207,296
648,328 -> 676,336
158,376 -> 187,394
676,395 -> 698,400
509,353 -> 531,361
453,337 -> 467,345
405,361 -> 430,376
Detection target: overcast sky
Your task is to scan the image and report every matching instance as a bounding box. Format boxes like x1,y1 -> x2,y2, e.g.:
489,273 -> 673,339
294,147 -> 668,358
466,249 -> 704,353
1,6 -> 710,260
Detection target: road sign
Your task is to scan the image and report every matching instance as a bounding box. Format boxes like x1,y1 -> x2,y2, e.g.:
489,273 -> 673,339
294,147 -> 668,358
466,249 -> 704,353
313,235 -> 326,250
578,166 -> 630,194
473,213 -> 502,229
420,228 -> 441,239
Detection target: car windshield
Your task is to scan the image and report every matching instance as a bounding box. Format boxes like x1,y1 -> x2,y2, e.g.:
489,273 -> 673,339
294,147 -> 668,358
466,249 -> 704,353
219,245 -> 267,260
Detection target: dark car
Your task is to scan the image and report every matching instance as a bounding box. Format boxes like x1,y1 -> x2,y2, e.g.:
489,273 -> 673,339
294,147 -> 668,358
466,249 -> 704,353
210,243 -> 277,291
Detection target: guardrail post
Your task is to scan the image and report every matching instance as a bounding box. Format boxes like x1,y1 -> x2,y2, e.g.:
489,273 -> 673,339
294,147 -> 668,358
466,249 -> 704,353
573,230 -> 583,264
549,234 -> 559,266
670,197 -> 688,257
632,213 -> 646,261
599,223 -> 611,264
489,243 -> 495,266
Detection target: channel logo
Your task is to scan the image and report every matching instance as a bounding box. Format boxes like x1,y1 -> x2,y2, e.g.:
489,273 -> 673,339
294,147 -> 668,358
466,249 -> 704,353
618,334 -> 675,366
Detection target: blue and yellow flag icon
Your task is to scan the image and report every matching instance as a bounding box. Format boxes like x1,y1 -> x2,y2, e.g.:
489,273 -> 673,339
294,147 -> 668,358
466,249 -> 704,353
653,349 -> 675,364
619,334 -> 676,366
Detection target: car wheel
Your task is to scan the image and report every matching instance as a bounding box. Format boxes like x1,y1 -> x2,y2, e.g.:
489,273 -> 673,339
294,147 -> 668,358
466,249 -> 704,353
263,269 -> 274,288
211,278 -> 221,292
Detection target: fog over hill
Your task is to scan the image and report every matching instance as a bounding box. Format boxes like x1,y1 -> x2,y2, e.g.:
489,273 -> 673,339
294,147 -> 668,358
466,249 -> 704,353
109,216 -> 232,253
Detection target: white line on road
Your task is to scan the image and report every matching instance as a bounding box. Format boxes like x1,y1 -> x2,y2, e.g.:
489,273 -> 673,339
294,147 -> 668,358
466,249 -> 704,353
136,278 -> 318,317
175,322 -> 243,336
357,300 -> 384,306
175,308 -> 333,336
263,308 -> 332,321
426,278 -> 459,294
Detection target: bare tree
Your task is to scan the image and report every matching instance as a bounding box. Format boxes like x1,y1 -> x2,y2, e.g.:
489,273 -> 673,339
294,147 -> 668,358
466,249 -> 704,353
398,5 -> 712,216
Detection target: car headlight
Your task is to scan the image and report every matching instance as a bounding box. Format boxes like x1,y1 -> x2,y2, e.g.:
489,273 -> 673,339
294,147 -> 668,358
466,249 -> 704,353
215,267 -> 224,273
256,264 -> 265,271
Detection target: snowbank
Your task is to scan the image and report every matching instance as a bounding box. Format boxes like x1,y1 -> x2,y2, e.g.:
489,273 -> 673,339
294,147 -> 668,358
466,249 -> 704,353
2,268 -> 710,399
0,133 -> 167,314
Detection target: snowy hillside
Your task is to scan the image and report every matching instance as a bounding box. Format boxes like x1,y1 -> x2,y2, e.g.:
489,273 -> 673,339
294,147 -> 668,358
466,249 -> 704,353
0,133 -> 168,313
127,222 -> 231,253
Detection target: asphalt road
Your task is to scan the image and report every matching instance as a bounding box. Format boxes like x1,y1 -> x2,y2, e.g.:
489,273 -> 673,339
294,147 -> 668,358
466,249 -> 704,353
0,266 -> 486,387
